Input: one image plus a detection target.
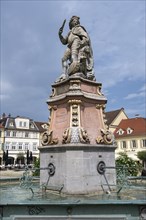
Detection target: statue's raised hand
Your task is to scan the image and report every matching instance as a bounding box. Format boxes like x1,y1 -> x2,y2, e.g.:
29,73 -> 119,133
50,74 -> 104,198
59,27 -> 63,36
58,19 -> 66,36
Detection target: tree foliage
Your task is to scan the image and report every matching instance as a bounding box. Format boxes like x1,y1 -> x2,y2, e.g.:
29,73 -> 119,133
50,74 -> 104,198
137,151 -> 146,161
116,152 -> 142,177
33,157 -> 40,176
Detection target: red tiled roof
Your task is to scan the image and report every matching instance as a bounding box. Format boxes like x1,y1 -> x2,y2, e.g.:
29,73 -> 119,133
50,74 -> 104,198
0,124 -> 4,129
114,117 -> 146,138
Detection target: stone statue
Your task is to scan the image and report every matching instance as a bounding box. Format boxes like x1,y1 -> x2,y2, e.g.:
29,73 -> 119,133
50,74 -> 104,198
57,16 -> 96,82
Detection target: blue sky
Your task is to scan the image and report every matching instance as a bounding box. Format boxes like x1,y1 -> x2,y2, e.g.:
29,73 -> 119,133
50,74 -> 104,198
1,0 -> 145,121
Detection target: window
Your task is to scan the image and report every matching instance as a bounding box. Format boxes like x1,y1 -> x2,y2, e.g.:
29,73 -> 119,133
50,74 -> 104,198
6,131 -> 11,137
121,141 -> 127,149
33,143 -> 37,151
5,142 -> 10,150
18,131 -> 23,137
117,129 -> 124,135
24,143 -> 29,150
24,122 -> 26,127
18,142 -> 23,150
42,124 -> 48,129
25,132 -> 29,138
114,141 -> 118,148
12,131 -> 17,137
12,142 -> 16,150
127,127 -> 133,134
141,139 -> 146,148
30,123 -> 34,128
9,122 -> 14,127
19,121 -> 22,127
33,133 -> 37,138
131,140 -> 137,148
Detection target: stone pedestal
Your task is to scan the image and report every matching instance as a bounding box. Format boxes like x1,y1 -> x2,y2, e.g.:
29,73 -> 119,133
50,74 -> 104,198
39,144 -> 116,194
39,76 -> 116,195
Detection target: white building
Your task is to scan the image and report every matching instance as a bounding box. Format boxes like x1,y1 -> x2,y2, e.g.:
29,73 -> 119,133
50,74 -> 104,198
0,114 -> 48,165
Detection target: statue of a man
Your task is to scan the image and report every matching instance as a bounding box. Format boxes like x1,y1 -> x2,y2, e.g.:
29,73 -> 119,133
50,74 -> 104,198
58,16 -> 95,82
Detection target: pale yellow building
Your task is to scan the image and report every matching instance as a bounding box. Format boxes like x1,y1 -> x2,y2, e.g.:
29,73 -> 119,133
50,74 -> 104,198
114,117 -> 146,160
105,108 -> 128,133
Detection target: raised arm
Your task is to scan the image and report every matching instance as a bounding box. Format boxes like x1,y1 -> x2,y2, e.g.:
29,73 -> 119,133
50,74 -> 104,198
58,19 -> 68,45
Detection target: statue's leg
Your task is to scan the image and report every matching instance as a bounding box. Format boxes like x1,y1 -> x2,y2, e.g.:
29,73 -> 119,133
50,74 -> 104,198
71,38 -> 80,62
62,48 -> 71,74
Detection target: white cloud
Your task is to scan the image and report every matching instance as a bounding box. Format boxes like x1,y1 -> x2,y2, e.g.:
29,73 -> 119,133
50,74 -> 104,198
1,80 -> 13,92
0,94 -> 10,101
139,84 -> 146,92
1,80 -> 13,101
124,84 -> 146,100
62,1 -> 79,15
1,0 -> 145,120
126,102 -> 146,118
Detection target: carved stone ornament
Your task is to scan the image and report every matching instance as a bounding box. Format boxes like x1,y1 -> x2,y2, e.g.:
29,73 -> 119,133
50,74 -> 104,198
97,85 -> 103,96
79,127 -> 90,143
41,130 -> 58,146
50,88 -> 56,97
96,104 -> 105,110
62,127 -> 90,144
62,128 -> 71,144
96,129 -> 114,145
68,100 -> 82,104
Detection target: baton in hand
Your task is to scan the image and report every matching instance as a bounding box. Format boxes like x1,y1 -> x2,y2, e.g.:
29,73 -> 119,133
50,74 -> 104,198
59,19 -> 66,35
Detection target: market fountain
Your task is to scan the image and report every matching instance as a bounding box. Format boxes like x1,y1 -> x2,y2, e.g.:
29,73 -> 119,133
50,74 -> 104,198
0,16 -> 146,220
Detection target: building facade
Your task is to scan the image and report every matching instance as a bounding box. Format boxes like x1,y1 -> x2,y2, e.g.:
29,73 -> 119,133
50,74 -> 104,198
1,111 -> 145,164
0,114 -> 48,165
114,117 -> 146,160
105,108 -> 128,133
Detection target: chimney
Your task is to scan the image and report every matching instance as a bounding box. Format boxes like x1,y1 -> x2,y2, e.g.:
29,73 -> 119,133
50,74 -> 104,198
2,113 -> 6,119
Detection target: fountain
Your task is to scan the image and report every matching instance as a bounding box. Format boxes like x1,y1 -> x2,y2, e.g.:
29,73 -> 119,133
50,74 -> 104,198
0,16 -> 146,220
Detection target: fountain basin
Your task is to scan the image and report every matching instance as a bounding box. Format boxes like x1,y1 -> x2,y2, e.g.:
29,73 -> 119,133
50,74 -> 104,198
0,179 -> 146,220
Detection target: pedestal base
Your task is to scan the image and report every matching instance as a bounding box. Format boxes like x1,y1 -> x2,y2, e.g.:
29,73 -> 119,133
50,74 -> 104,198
39,144 -> 116,195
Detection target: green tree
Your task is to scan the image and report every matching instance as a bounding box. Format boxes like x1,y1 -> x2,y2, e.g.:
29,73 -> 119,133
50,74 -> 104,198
137,150 -> 146,161
137,150 -> 146,168
116,152 -> 142,178
33,157 -> 40,176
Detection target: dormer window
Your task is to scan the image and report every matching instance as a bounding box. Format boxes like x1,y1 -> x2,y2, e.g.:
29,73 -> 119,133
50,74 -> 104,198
41,124 -> 48,129
9,122 -> 14,127
117,129 -> 124,135
127,127 -> 133,134
19,121 -> 22,127
30,123 -> 34,128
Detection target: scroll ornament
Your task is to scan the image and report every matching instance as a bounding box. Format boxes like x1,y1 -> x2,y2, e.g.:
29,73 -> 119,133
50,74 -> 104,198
79,127 -> 90,143
96,129 -> 114,145
41,130 -> 58,146
62,128 -> 72,144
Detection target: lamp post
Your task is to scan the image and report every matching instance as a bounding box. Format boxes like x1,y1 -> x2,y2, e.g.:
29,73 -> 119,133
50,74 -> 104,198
3,150 -> 8,166
26,149 -> 29,165
26,150 -> 33,165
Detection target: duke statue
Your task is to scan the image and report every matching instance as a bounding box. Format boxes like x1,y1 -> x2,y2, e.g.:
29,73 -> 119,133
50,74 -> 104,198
56,16 -> 96,82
